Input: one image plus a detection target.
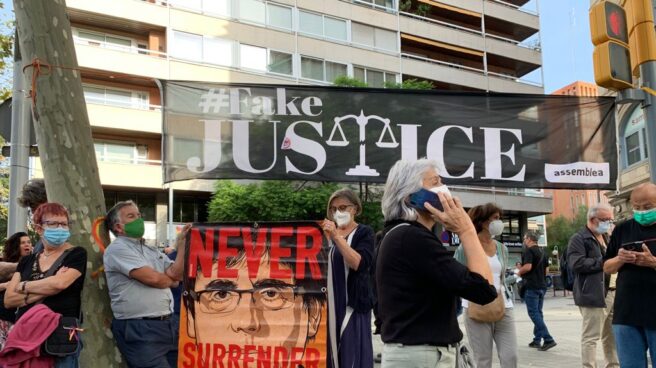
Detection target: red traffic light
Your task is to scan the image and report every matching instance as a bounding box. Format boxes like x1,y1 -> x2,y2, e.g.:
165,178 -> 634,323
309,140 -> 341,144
607,4 -> 627,42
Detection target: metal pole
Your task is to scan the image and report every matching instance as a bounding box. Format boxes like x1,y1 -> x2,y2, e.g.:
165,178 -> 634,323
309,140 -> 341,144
168,185 -> 174,245
7,35 -> 31,236
640,60 -> 656,182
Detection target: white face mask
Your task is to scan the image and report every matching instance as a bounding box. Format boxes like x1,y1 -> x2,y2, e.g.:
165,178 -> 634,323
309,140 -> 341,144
429,185 -> 451,198
488,220 -> 505,237
333,210 -> 351,227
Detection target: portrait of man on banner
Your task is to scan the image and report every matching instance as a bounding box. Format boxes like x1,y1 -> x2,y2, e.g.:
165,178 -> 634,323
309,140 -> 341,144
180,222 -> 329,368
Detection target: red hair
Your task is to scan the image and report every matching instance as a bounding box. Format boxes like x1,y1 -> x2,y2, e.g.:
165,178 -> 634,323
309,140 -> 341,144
33,202 -> 70,225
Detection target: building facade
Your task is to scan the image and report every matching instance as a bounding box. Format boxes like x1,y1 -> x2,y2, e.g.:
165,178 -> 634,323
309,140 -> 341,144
544,81 -> 611,220
35,0 -> 549,247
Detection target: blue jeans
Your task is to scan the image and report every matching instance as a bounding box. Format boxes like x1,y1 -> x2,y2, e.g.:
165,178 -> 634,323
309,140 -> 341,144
612,324 -> 656,368
112,317 -> 179,368
524,288 -> 554,344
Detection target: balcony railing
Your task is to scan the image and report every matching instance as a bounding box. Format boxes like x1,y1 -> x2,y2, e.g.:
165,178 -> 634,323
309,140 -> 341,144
488,0 -> 538,15
85,97 -> 162,111
401,53 -> 543,88
73,36 -> 168,58
400,11 -> 483,36
97,157 -> 162,166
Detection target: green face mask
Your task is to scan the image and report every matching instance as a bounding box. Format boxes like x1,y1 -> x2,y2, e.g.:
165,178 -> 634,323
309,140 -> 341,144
123,218 -> 145,238
633,209 -> 656,226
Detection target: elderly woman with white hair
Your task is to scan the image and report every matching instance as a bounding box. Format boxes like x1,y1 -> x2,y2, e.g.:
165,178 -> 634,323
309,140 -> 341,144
376,159 -> 497,368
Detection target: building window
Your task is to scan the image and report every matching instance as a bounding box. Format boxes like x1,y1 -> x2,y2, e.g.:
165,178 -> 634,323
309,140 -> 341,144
301,56 -> 347,82
268,50 -> 293,75
104,191 -> 157,222
298,10 -> 348,42
353,66 -> 398,87
267,3 -> 293,30
240,44 -> 268,71
623,106 -> 648,167
499,215 -> 522,247
171,31 -> 203,61
352,22 -> 397,52
240,0 -> 266,24
203,37 -> 233,66
83,85 -> 149,109
203,0 -> 230,17
301,56 -> 324,80
75,29 -> 134,51
299,10 -> 324,36
94,141 -> 148,165
171,197 -> 209,222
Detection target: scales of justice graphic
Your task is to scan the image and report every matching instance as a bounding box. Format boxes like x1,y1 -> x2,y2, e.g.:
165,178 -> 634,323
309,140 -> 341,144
326,110 -> 399,176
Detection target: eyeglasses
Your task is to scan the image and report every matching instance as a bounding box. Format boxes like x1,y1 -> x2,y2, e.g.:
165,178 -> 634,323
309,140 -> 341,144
596,218 -> 615,223
187,285 -> 298,314
329,204 -> 353,213
41,221 -> 69,229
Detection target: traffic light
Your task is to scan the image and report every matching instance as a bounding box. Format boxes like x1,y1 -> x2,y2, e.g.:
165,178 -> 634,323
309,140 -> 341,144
590,1 -> 633,90
624,0 -> 656,75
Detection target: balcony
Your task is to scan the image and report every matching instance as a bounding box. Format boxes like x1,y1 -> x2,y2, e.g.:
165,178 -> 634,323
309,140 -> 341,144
400,53 -> 543,93
67,0 -> 169,28
75,38 -> 169,79
86,103 -> 162,134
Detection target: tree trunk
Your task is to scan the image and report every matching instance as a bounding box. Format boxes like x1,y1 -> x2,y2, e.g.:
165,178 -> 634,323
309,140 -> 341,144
13,0 -> 121,366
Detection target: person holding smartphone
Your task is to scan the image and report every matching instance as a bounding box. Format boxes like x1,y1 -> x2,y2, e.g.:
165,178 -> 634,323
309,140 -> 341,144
376,159 -> 496,368
603,182 -> 656,367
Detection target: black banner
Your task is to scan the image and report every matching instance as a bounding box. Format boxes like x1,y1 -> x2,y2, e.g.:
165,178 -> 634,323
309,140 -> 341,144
162,82 -> 617,189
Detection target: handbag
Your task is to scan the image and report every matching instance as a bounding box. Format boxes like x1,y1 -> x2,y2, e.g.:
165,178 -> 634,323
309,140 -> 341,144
467,274 -> 506,323
33,249 -> 82,357
42,316 -> 81,357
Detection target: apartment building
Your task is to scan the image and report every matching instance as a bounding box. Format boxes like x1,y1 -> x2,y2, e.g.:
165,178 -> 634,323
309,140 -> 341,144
544,81 -> 611,220
44,0 -> 550,247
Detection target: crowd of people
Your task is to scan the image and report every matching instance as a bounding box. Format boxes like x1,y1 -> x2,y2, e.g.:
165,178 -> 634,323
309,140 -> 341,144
0,167 -> 654,368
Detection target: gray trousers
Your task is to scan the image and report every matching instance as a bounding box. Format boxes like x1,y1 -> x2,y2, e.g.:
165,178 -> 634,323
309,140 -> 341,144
381,343 -> 457,368
464,307 -> 518,368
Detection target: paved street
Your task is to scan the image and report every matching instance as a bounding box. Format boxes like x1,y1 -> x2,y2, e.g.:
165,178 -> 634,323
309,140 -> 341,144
372,291 -> 636,368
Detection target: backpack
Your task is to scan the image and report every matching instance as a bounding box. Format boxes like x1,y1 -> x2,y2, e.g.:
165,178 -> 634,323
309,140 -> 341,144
560,248 -> 574,291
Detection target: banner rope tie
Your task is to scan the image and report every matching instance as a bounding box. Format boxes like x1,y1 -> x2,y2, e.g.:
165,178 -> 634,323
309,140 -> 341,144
641,86 -> 656,97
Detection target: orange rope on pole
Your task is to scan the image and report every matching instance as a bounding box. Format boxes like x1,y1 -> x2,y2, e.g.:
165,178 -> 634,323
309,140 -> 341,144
22,58 -> 52,108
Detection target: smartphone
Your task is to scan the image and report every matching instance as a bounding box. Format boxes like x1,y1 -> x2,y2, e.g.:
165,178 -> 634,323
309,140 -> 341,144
409,188 -> 444,212
621,241 -> 644,252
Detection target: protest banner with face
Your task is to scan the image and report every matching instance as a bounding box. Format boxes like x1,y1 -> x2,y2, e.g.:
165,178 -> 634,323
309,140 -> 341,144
179,222 -> 328,368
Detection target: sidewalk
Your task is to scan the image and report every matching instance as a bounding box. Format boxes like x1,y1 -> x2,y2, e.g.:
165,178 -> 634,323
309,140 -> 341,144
373,291 -> 593,367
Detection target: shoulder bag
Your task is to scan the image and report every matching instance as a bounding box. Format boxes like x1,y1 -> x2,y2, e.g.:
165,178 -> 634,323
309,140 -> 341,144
37,249 -> 82,357
466,273 -> 506,323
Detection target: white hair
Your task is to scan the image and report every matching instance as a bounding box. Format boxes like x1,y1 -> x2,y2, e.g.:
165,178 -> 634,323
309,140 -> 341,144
381,159 -> 440,222
587,203 -> 613,220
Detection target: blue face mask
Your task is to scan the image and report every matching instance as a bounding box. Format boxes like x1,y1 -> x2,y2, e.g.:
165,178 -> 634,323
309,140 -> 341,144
43,228 -> 70,246
595,221 -> 611,234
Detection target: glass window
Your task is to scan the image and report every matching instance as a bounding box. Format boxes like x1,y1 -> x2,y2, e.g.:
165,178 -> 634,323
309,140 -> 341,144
623,107 -> 648,166
301,57 -> 324,80
77,30 -> 104,45
105,35 -> 132,49
171,31 -> 202,61
626,132 -> 642,166
375,28 -> 397,51
299,11 -> 323,36
268,51 -> 293,75
83,86 -> 106,105
324,17 -> 347,41
105,143 -> 135,163
325,61 -> 347,82
240,44 -> 267,71
352,22 -> 374,47
354,67 -> 365,82
203,37 -> 233,66
367,69 -> 385,87
267,3 -> 292,30
240,0 -> 266,24
104,89 -> 133,108
385,72 -> 397,84
203,0 -> 230,17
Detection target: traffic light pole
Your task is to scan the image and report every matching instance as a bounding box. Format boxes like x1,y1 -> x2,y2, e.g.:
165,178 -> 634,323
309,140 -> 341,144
640,60 -> 656,182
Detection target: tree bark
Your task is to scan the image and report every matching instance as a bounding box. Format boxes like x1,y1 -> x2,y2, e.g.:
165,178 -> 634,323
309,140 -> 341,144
13,0 -> 121,366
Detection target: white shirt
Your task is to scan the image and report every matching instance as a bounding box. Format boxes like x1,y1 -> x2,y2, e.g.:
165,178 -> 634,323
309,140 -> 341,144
463,254 -> 513,309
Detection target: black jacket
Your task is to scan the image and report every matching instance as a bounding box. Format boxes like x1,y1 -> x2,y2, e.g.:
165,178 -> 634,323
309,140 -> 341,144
566,227 -> 609,308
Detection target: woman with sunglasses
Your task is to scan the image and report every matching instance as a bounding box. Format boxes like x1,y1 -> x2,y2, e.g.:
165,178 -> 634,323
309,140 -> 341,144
322,188 -> 375,368
4,202 -> 87,368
